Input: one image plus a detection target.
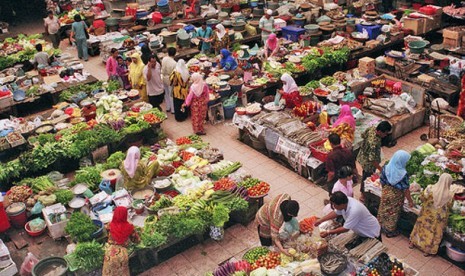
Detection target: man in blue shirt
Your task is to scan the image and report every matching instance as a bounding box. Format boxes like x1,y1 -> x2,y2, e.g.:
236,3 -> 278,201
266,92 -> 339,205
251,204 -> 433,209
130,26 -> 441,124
196,22 -> 213,54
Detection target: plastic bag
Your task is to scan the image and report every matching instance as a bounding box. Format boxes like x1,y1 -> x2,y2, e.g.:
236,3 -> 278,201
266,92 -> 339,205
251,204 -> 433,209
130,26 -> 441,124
30,201 -> 44,215
29,218 -> 45,232
20,252 -> 39,276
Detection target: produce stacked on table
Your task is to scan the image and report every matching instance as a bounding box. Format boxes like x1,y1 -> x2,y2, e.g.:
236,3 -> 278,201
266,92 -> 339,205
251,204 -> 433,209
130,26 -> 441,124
0,106 -> 166,184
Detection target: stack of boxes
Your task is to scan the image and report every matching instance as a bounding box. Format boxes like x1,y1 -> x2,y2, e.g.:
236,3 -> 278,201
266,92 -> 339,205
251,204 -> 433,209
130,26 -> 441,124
443,27 -> 465,49
402,5 -> 442,35
358,57 -> 376,75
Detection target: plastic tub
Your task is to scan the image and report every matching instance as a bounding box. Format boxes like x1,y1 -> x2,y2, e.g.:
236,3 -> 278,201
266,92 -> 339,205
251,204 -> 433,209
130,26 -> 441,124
32,257 -> 68,276
91,220 -> 104,238
408,40 -> 428,54
25,221 -> 46,237
6,202 -> 27,228
446,244 -> 465,262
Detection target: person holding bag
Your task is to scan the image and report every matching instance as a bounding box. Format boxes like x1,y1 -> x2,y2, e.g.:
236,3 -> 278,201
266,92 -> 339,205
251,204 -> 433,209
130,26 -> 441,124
196,22 -> 213,54
70,14 -> 89,61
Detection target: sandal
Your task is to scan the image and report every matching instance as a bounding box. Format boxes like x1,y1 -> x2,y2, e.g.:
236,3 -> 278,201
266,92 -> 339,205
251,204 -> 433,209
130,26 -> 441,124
423,253 -> 432,257
408,242 -> 414,249
385,231 -> 400,238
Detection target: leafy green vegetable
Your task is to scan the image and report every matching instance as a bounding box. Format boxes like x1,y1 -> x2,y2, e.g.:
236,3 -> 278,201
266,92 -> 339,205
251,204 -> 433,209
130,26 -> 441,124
103,151 -> 126,170
65,212 -> 98,242
406,151 -> 425,176
212,204 -> 230,227
71,164 -> 104,190
54,189 -> 74,204
20,176 -> 55,193
449,213 -> 465,234
71,241 -> 104,271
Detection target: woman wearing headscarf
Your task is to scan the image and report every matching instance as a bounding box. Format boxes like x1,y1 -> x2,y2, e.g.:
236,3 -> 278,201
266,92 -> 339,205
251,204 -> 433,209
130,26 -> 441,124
377,150 -> 414,238
330,105 -> 356,149
120,146 -> 159,190
140,42 -> 152,65
409,173 -> 454,256
212,24 -> 230,55
128,52 -> 148,102
278,73 -> 302,108
218,49 -> 238,72
102,206 -> 139,276
182,73 -> 209,135
264,33 -> 279,59
256,194 -> 299,256
170,59 -> 190,122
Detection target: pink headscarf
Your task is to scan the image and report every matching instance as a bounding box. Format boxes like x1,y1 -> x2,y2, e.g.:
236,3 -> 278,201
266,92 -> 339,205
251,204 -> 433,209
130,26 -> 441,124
190,73 -> 205,97
333,105 -> 356,129
124,146 -> 140,178
267,33 -> 278,51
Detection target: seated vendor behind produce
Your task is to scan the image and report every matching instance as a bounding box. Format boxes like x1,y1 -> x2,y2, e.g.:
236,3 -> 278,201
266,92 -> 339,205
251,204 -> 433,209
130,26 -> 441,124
315,192 -> 381,239
120,146 -> 159,190
218,49 -> 237,72
33,44 -> 50,69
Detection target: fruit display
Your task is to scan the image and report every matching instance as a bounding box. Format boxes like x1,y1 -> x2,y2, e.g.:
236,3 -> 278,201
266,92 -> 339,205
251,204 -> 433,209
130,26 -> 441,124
357,253 -> 410,276
250,251 -> 281,270
213,178 -> 236,191
292,101 -> 320,119
243,247 -> 270,265
247,182 -> 270,197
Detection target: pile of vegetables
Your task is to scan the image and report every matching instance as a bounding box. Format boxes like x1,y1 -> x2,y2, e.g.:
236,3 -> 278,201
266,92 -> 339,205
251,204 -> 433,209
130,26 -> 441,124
65,212 -> 98,242
243,247 -> 270,264
209,161 -> 242,180
53,189 -> 74,205
67,241 -> 104,272
449,213 -> 465,234
302,47 -> 350,74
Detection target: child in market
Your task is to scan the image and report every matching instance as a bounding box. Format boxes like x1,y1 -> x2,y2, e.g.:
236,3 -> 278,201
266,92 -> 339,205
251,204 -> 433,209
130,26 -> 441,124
279,216 -> 300,242
116,56 -> 131,90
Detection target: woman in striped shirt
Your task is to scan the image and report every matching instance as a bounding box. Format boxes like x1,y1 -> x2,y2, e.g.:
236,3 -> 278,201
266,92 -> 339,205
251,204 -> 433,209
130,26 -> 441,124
256,194 -> 299,255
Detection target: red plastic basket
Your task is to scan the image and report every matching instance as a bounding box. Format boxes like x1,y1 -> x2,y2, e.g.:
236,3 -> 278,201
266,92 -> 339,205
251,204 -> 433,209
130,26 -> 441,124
309,139 -> 329,162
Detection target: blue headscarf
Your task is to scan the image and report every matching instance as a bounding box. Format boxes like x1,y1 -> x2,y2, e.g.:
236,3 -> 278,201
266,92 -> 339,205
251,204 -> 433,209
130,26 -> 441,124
220,49 -> 237,71
385,150 -> 411,185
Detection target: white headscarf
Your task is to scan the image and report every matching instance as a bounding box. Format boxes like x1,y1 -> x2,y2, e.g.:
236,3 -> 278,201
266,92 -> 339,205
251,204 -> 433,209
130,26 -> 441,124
280,73 -> 298,93
124,146 -> 140,178
215,24 -> 226,40
429,173 -> 453,208
190,73 -> 206,97
176,59 -> 189,83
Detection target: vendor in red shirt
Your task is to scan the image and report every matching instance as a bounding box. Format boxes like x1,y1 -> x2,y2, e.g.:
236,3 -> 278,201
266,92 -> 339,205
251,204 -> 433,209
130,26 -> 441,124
325,133 -> 357,195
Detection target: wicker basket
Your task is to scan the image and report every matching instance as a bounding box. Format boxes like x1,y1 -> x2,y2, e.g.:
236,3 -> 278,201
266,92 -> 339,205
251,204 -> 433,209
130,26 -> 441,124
439,114 -> 464,137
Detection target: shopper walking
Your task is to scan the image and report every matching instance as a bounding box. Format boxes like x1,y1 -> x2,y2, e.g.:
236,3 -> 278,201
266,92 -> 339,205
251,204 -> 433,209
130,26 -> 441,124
106,48 -> 119,81
259,9 -> 275,45
212,24 -> 230,55
356,120 -> 392,201
161,47 -> 177,113
170,59 -> 190,122
102,206 -> 139,276
377,150 -> 414,238
144,54 -> 164,110
182,73 -> 209,135
409,173 -> 454,256
44,10 -> 61,49
128,52 -> 147,102
256,193 -> 299,256
70,14 -> 89,61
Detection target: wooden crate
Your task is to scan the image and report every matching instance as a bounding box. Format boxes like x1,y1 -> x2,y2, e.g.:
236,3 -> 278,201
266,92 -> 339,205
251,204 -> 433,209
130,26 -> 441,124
403,18 -> 425,35
443,28 -> 464,39
443,37 -> 460,48
0,95 -> 13,109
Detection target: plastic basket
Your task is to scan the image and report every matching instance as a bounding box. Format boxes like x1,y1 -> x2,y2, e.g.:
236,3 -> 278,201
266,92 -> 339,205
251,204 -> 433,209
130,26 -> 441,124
282,25 -> 306,42
309,139 -> 329,162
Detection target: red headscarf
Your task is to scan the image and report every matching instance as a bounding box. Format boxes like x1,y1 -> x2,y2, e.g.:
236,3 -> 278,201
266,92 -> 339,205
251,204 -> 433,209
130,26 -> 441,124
109,206 -> 134,245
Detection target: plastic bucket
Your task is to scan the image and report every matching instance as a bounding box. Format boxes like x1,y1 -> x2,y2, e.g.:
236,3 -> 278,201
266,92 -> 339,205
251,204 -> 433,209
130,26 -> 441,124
32,257 -> 68,276
223,104 -> 236,119
6,202 -> 27,228
230,83 -> 243,94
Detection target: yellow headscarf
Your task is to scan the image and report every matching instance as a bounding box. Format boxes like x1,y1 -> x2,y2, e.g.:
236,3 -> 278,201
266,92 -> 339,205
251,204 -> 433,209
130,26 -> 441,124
128,52 -> 145,86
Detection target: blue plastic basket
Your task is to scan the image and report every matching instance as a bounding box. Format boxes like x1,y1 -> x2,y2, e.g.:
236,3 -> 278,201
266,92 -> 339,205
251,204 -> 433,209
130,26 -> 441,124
356,24 -> 381,40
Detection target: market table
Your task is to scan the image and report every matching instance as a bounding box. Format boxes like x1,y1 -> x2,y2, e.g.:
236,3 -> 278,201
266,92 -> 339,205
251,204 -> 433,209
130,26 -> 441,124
407,73 -> 461,107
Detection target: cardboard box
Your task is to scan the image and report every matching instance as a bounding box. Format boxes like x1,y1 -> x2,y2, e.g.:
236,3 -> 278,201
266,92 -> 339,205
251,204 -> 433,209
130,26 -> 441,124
403,18 -> 425,35
365,40 -> 381,49
423,14 -> 441,33
443,28 -> 464,39
443,37 -> 460,48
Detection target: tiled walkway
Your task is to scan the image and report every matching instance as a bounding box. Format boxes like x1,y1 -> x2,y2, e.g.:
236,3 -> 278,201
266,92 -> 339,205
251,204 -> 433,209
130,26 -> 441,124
7,25 -> 465,275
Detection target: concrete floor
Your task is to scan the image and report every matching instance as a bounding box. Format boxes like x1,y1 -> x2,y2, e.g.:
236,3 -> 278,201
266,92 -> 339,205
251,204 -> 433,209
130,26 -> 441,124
4,20 -> 465,276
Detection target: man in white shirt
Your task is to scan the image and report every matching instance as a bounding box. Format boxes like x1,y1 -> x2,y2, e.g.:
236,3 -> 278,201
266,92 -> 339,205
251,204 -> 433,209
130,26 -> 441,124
33,44 -> 50,69
44,10 -> 61,49
315,191 -> 381,239
144,54 -> 164,110
259,9 -> 275,46
161,47 -> 177,113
